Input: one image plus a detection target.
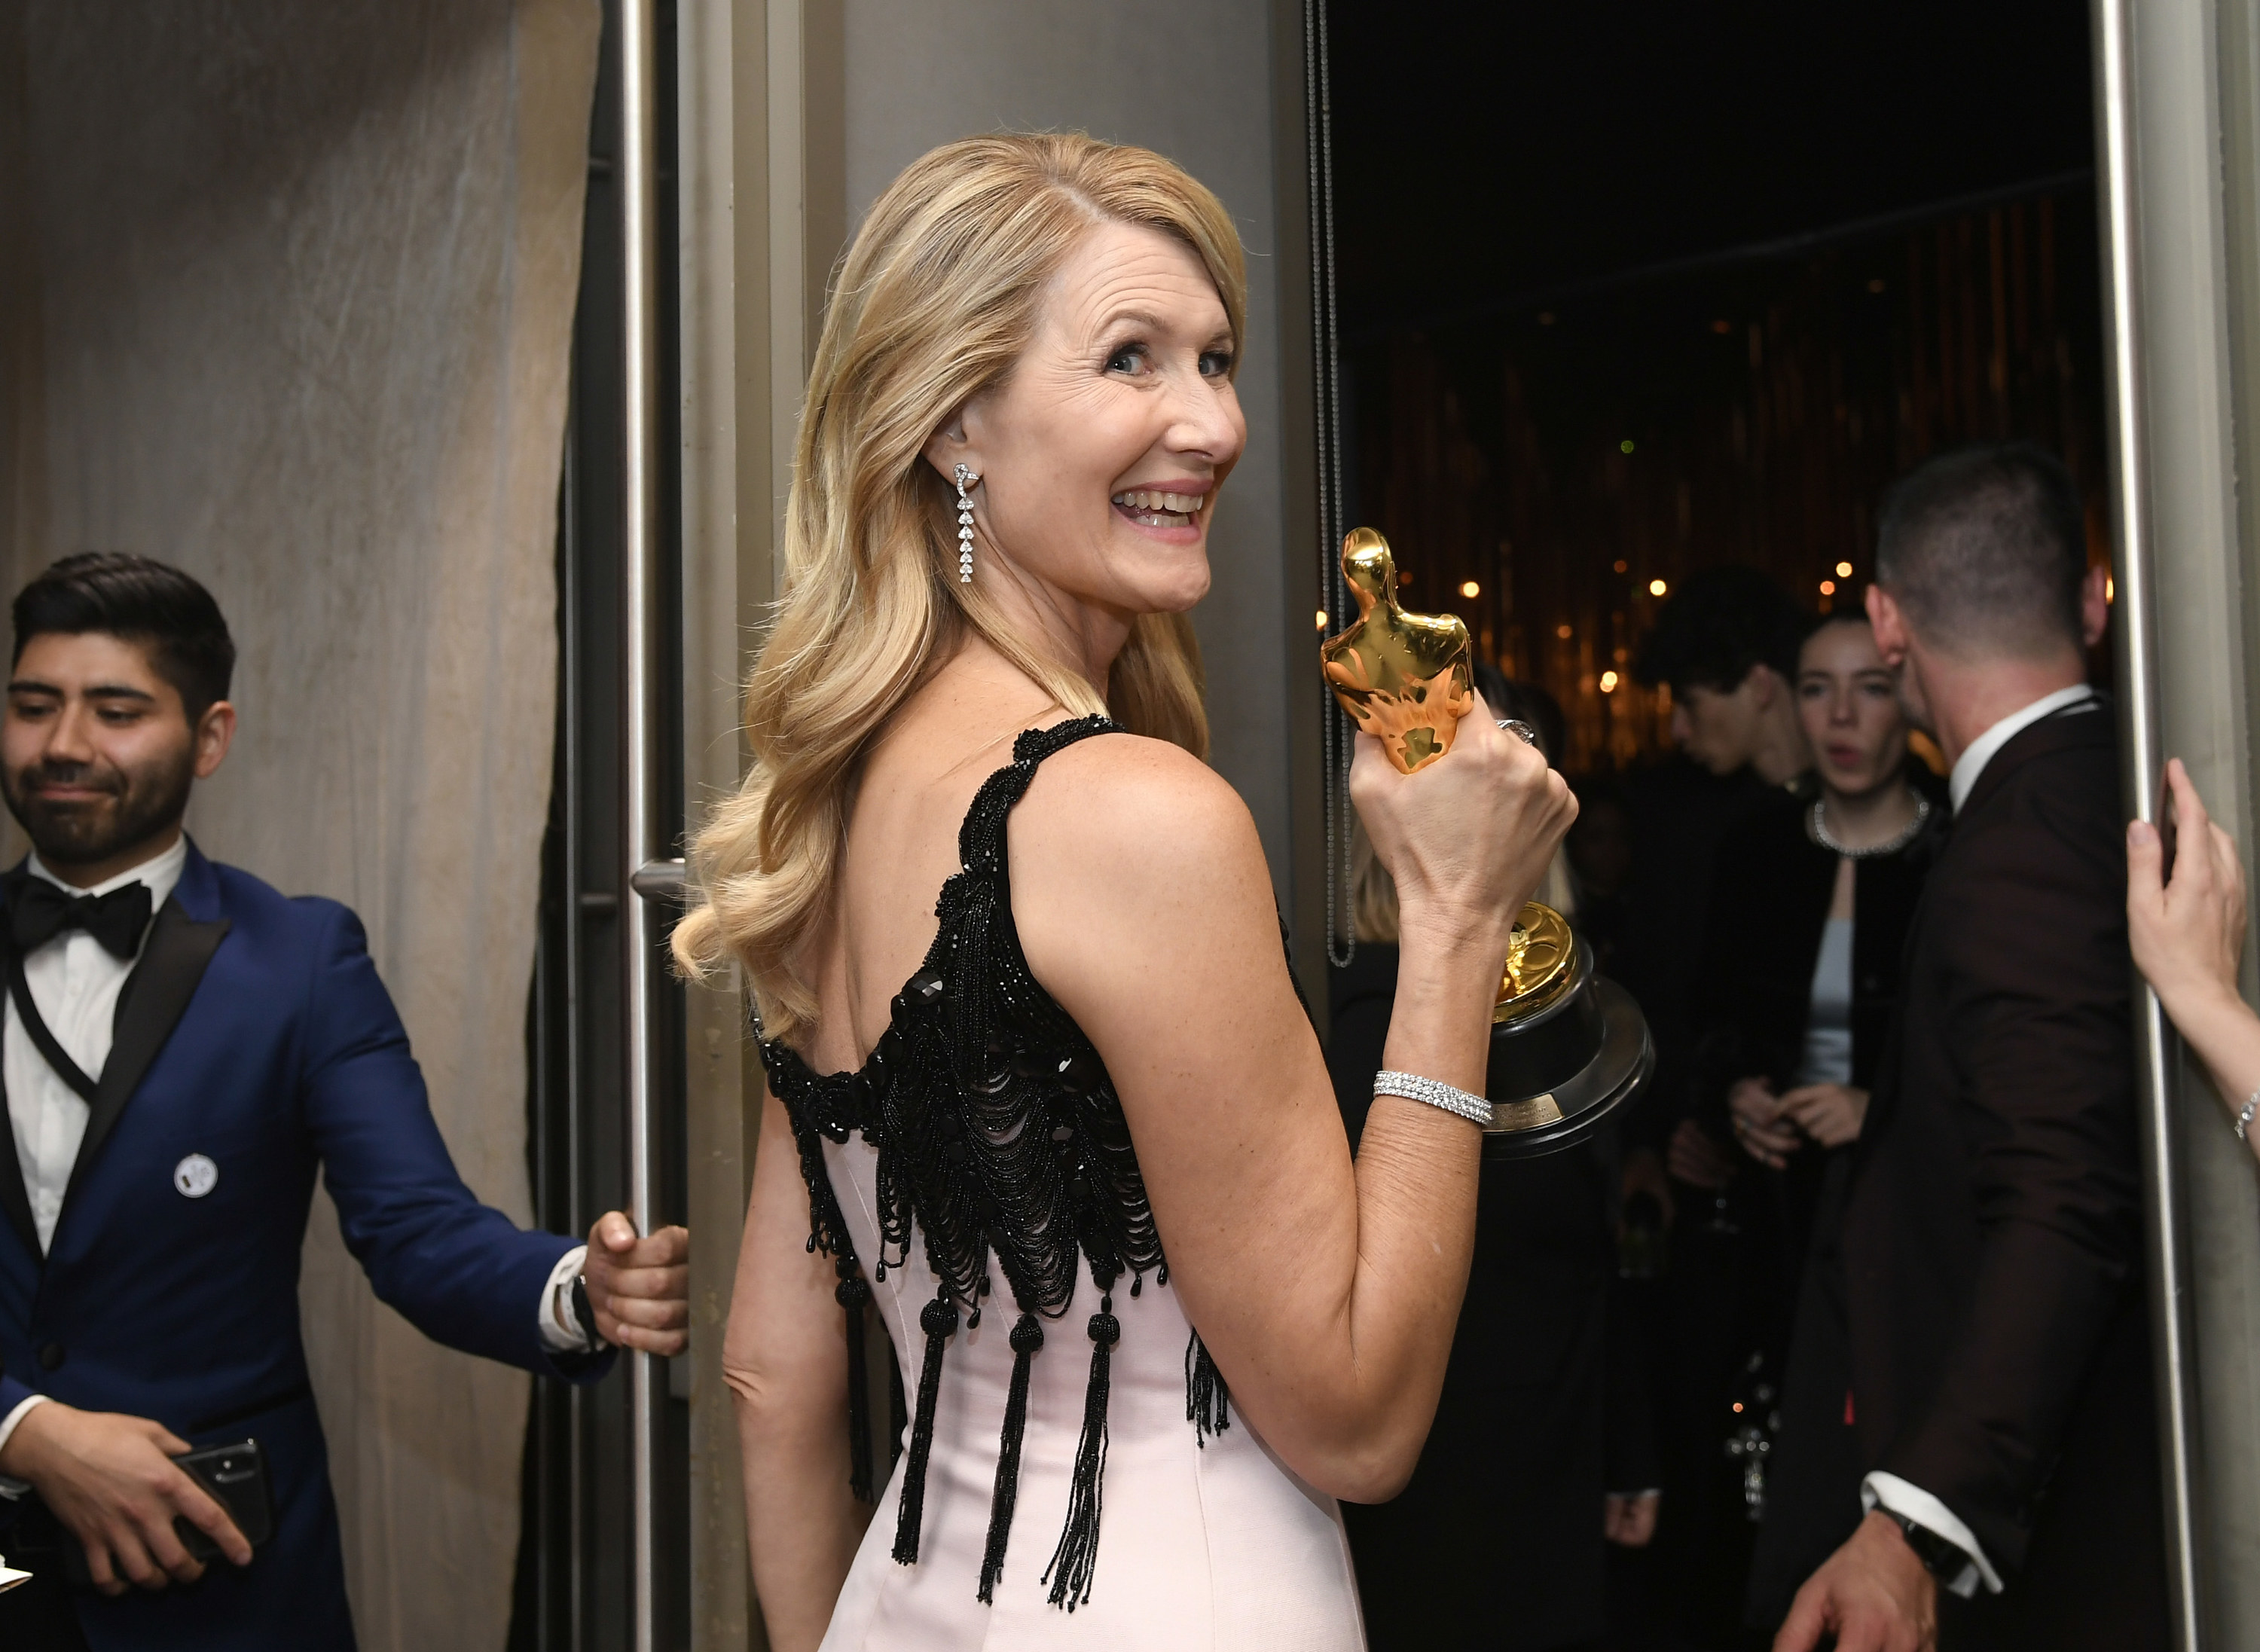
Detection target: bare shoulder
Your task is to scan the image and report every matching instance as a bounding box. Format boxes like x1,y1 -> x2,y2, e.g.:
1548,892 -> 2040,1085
1006,730 -> 1281,1021
1009,729 -> 1266,890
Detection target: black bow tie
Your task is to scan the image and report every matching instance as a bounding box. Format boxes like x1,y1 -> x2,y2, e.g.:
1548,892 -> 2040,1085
10,878 -> 154,960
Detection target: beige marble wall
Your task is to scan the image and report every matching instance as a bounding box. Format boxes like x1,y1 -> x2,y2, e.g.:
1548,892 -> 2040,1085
0,2 -> 599,1644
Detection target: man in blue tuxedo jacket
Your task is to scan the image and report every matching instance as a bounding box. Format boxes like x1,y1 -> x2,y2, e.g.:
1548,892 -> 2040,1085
0,554 -> 691,1650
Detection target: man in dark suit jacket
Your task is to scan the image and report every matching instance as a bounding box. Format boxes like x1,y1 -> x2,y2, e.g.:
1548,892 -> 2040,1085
0,554 -> 690,1650
1777,446 -> 2169,1651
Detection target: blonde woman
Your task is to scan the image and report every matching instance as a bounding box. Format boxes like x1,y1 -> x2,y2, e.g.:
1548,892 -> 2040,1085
679,135 -> 1573,1650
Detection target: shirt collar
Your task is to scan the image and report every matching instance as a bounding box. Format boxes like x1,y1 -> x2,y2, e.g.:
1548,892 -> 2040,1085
26,832 -> 190,912
1947,684 -> 2098,814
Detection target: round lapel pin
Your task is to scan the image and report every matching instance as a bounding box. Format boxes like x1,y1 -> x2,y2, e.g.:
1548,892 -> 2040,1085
173,1153 -> 218,1199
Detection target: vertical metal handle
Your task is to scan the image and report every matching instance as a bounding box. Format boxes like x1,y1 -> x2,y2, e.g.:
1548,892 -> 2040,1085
619,0 -> 665,1646
2093,0 -> 2202,1643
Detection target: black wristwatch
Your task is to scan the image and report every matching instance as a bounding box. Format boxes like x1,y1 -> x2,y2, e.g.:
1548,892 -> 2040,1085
570,1272 -> 608,1350
1886,1510 -> 1968,1581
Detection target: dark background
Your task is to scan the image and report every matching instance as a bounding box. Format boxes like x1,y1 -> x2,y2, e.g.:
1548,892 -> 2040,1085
1327,0 -> 2106,769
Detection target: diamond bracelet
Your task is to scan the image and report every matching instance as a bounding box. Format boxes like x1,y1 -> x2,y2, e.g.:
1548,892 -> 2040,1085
2236,1091 -> 2259,1143
1373,1069 -> 1494,1128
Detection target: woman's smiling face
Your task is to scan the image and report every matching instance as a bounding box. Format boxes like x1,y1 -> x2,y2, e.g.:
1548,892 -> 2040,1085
937,218 -> 1245,624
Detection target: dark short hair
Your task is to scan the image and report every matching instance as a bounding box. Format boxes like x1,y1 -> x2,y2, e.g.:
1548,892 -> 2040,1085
1632,565 -> 1806,695
1874,443 -> 2087,658
12,554 -> 237,722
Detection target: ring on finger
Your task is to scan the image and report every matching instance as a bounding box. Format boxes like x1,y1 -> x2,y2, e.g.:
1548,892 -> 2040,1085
1496,718 -> 1538,747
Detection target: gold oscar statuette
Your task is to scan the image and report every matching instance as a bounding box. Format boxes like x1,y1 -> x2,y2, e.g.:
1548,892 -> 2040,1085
1320,527 -> 1651,1157
1320,527 -> 1476,774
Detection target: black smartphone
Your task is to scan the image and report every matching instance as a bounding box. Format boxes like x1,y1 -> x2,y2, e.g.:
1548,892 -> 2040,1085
172,1438 -> 274,1564
60,1437 -> 273,1586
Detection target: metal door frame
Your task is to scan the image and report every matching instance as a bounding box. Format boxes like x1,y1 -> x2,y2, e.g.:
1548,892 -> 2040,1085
517,1 -> 692,1645
2094,0 -> 2260,1645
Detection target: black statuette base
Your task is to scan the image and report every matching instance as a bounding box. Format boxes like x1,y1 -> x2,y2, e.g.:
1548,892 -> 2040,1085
1482,936 -> 1652,1160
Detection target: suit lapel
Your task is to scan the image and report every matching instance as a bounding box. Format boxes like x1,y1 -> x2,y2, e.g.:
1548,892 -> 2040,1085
0,1114 -> 38,1260
60,897 -> 230,1207
0,864 -> 39,1260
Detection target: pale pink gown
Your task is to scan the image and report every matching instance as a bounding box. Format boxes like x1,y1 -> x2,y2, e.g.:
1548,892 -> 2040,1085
817,1126 -> 1367,1650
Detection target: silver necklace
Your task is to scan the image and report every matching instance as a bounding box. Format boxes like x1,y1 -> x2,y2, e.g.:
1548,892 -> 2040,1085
1813,792 -> 1931,858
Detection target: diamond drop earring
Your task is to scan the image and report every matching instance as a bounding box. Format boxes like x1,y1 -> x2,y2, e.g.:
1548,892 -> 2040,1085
954,463 -> 979,583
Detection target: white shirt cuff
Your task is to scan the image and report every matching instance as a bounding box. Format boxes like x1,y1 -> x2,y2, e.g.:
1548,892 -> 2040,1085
539,1244 -> 593,1353
0,1394 -> 50,1498
1862,1470 -> 2003,1598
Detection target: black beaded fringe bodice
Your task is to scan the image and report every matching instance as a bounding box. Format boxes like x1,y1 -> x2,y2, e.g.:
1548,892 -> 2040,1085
760,716 -> 1229,1611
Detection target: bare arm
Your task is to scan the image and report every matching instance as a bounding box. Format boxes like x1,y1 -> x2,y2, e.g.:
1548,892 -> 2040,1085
724,1086 -> 873,1650
1015,708 -> 1572,1501
2130,757 -> 2260,1147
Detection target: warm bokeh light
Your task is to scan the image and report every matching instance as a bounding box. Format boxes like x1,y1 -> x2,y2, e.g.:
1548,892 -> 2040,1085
1459,579 -> 1480,599
2106,576 -> 2116,603
1613,559 -> 1628,573
1556,623 -> 1574,640
1315,610 -> 1328,631
1599,670 -> 1619,693
1820,579 -> 1836,595
1835,560 -> 1853,578
1648,579 -> 1668,597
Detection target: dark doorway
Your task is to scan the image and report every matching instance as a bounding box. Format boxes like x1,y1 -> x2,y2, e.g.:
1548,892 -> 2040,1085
1318,7 -> 2107,1650
1328,0 -> 2105,771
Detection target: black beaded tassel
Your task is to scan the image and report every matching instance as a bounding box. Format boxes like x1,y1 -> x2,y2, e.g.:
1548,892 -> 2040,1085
893,1290 -> 960,1565
1042,1294 -> 1119,1610
837,1261 -> 875,1502
1185,1332 -> 1230,1446
888,1352 -> 908,1473
978,1312 -> 1046,1603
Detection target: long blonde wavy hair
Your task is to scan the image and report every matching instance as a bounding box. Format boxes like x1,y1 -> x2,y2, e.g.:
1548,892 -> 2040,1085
673,133 -> 1247,1040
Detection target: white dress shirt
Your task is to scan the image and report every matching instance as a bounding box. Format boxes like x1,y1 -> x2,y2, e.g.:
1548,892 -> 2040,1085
7,838 -> 189,1256
1861,1470 -> 2001,1599
1861,683 -> 2100,1595
0,838 -> 591,1476
1947,682 -> 2098,813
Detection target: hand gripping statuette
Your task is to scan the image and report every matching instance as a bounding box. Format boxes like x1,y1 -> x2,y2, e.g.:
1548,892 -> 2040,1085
1320,527 -> 1652,1158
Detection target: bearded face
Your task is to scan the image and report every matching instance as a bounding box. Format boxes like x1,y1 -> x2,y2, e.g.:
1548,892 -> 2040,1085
2,732 -> 196,869
2,632 -> 218,877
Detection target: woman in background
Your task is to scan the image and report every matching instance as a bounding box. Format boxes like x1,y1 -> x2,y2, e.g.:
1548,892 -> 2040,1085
1713,615 -> 1938,1177
1697,609 -> 1944,1635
